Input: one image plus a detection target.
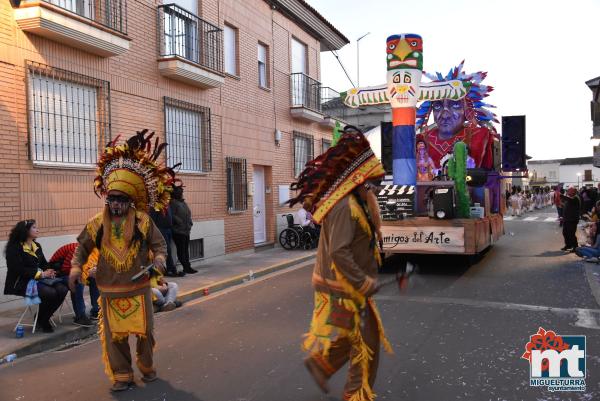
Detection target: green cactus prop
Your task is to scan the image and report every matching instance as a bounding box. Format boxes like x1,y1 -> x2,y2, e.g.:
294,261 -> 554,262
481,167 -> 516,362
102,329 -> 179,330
447,141 -> 471,218
331,120 -> 342,146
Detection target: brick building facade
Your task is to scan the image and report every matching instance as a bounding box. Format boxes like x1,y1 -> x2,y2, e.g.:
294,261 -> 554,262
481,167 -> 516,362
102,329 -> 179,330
0,0 -> 348,301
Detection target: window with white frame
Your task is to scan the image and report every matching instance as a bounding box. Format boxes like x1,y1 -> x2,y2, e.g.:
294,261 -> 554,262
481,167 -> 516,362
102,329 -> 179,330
164,97 -> 212,173
27,61 -> 110,166
258,42 -> 269,88
293,132 -> 314,177
224,24 -> 238,76
549,170 -> 557,180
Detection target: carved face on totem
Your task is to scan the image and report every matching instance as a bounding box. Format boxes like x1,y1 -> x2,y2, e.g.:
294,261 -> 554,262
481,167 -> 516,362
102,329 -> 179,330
386,34 -> 423,70
386,34 -> 423,109
431,98 -> 465,138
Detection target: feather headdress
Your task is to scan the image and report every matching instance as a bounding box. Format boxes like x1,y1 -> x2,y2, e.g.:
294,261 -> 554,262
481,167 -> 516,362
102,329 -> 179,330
287,126 -> 385,224
94,129 -> 179,212
416,60 -> 498,131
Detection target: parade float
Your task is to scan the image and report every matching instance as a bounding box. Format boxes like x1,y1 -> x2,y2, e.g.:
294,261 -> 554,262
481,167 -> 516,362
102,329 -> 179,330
341,34 -> 505,256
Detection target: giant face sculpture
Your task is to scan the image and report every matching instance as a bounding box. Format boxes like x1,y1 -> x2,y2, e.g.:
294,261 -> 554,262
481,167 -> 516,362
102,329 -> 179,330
432,98 -> 465,139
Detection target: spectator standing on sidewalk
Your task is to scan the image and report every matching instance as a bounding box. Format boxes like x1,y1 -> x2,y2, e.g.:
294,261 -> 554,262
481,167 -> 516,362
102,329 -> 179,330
150,206 -> 182,277
3,219 -> 68,333
49,243 -> 98,326
561,187 -> 581,252
171,185 -> 197,274
554,185 -> 563,225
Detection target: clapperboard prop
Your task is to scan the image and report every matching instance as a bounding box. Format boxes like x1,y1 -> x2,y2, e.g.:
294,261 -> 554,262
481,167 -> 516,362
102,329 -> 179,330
377,185 -> 415,220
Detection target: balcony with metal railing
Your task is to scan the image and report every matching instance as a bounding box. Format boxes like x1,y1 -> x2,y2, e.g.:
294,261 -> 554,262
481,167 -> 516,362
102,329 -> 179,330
157,4 -> 224,89
13,0 -> 130,57
289,73 -> 346,125
290,73 -> 323,123
320,86 -> 348,127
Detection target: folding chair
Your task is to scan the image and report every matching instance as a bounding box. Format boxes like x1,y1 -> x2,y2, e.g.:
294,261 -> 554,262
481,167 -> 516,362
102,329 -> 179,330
14,304 -> 40,334
15,303 -> 58,334
56,298 -> 75,323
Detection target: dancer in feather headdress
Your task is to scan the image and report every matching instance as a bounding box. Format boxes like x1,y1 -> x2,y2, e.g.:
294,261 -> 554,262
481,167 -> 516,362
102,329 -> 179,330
289,126 -> 392,401
69,130 -> 176,391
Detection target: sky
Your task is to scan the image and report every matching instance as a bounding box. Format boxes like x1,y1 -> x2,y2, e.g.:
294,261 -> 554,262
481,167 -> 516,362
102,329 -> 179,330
305,0 -> 600,161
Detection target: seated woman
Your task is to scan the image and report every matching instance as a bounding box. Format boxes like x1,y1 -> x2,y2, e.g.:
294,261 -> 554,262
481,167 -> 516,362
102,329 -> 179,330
575,221 -> 600,261
3,219 -> 69,333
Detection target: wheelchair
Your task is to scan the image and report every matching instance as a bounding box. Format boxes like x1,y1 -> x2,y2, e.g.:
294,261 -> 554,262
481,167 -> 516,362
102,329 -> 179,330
279,214 -> 318,250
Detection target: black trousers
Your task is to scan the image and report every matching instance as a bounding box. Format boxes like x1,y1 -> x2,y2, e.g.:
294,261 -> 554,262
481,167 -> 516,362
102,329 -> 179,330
160,230 -> 177,273
37,281 -> 69,326
562,220 -> 579,249
172,233 -> 191,271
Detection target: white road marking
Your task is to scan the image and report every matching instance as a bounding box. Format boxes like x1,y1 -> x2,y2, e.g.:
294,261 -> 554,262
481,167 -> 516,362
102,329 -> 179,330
504,215 -> 559,223
376,294 -> 600,329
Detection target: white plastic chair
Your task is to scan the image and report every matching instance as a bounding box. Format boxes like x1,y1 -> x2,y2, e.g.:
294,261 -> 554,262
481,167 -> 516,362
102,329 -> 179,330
56,298 -> 75,323
14,304 -> 40,334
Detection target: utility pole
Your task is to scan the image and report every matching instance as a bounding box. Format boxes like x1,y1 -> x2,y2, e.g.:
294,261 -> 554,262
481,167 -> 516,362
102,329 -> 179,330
356,32 -> 370,87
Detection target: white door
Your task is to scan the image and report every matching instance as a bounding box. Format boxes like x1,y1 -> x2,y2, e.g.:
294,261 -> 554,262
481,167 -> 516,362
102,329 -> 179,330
253,166 -> 267,244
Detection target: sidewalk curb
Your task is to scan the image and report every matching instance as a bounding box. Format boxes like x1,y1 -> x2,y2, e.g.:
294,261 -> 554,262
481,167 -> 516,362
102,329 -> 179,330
3,252 -> 315,361
177,253 -> 315,303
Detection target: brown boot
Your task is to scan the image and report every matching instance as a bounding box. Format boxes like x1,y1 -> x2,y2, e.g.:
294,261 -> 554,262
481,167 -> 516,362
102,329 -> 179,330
304,357 -> 330,394
110,381 -> 130,392
141,371 -> 158,383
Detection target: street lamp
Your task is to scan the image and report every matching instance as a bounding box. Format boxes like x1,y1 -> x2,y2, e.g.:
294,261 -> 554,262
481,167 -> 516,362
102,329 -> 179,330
356,32 -> 370,87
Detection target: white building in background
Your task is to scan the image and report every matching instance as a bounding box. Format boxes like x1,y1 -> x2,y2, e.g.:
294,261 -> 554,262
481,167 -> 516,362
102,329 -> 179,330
528,157 -> 600,188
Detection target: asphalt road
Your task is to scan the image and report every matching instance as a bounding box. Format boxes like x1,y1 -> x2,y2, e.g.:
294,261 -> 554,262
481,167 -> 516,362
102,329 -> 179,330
1,209 -> 599,401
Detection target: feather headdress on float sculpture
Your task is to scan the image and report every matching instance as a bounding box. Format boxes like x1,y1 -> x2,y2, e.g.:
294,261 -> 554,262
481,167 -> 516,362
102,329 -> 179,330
287,126 -> 385,224
94,129 -> 179,212
416,60 -> 498,132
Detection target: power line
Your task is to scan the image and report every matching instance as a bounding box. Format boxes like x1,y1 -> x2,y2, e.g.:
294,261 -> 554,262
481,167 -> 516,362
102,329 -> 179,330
328,48 -> 356,88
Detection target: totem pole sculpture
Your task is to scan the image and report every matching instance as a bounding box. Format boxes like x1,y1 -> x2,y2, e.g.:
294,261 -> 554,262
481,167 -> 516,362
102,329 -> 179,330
342,34 -> 469,185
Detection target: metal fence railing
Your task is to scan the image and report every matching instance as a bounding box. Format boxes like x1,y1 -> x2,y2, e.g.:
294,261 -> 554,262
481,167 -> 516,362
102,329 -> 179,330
158,4 -> 223,73
320,87 -> 339,105
26,60 -> 111,166
290,73 -> 321,112
43,0 -> 127,34
320,86 -> 348,121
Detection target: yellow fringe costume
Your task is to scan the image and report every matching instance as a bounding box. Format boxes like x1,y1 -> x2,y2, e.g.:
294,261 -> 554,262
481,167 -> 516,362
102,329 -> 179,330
303,196 -> 392,401
70,130 -> 175,386
287,127 -> 390,401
